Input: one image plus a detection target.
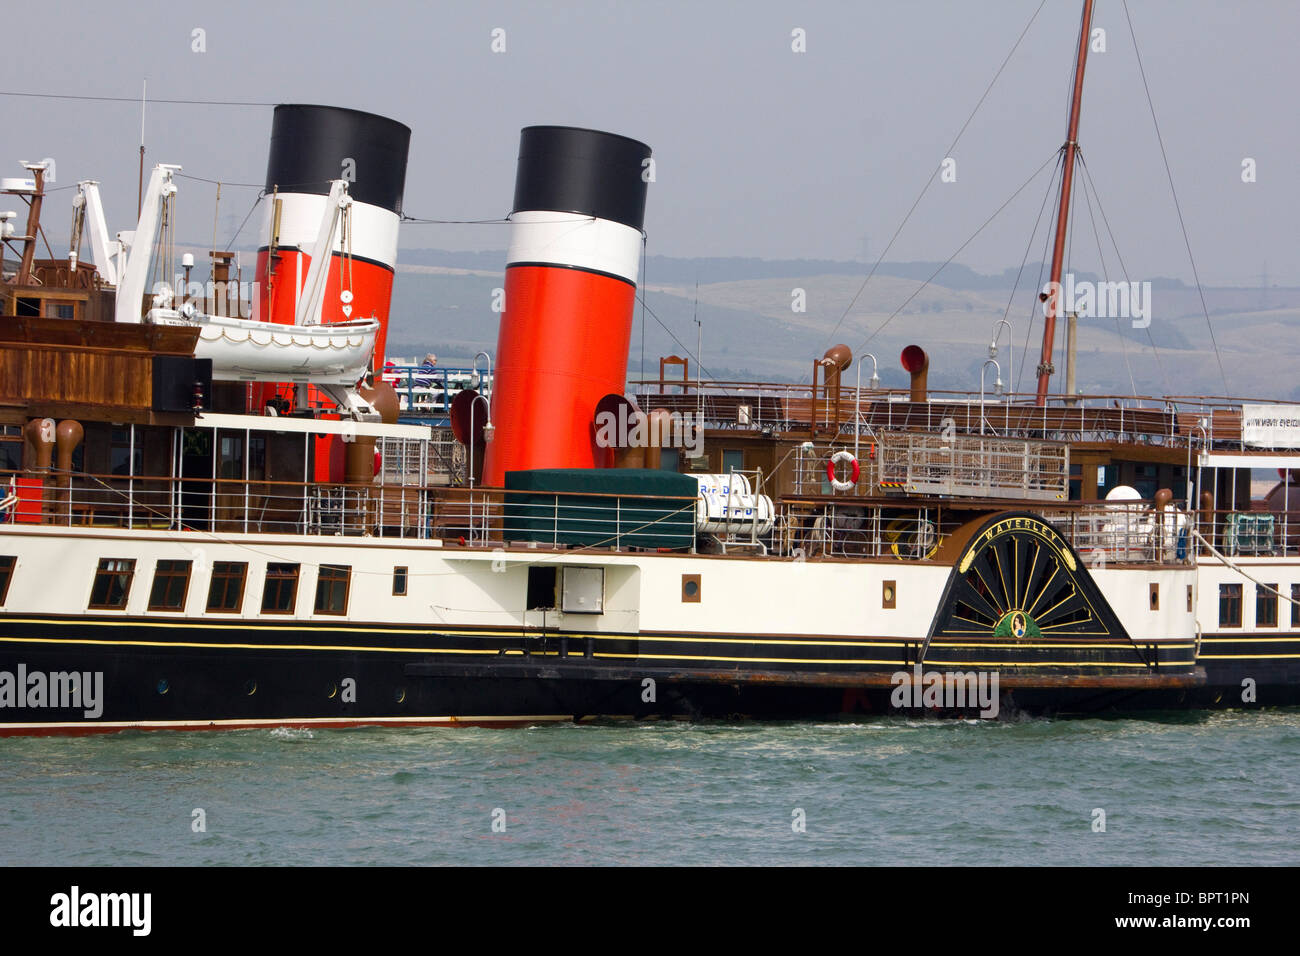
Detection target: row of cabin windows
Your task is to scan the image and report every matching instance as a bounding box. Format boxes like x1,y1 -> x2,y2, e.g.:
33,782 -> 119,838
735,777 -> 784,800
1217,583 -> 1297,628
87,559 -> 358,615
0,556 -> 411,614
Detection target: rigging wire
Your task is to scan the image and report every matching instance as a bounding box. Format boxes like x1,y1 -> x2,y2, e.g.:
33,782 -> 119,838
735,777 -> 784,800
1000,150 -> 1061,395
223,191 -> 266,251
854,149 -> 1061,354
398,215 -> 512,225
1077,165 -> 1140,397
633,291 -> 721,386
1015,185 -> 1060,393
812,0 -> 1050,363
0,89 -> 274,107
1078,151 -> 1175,398
1058,144 -> 1082,396
1121,0 -> 1229,397
639,237 -> 648,383
176,172 -> 262,189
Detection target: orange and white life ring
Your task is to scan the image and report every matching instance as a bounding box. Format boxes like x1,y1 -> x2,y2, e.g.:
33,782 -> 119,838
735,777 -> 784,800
826,451 -> 859,491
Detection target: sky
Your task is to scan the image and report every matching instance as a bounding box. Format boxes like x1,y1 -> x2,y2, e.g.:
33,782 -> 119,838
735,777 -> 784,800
3,0 -> 1297,286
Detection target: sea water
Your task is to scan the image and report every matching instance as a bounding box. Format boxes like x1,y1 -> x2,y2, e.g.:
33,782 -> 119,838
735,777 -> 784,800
2,710 -> 1297,866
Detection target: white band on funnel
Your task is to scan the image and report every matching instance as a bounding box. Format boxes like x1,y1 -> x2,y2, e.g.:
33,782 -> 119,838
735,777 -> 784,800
260,195 -> 400,268
505,211 -> 642,285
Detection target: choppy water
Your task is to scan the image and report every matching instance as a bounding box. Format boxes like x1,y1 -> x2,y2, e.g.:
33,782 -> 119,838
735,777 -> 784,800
2,710 -> 1298,866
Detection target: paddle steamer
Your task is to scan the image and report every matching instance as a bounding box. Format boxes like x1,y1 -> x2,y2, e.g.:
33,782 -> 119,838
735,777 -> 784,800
1,3 -> 1295,733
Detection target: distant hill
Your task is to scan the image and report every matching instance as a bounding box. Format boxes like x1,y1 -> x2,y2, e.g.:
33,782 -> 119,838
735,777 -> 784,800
388,249 -> 1300,397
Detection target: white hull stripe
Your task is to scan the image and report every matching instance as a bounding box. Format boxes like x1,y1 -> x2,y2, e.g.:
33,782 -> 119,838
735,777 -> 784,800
505,211 -> 642,285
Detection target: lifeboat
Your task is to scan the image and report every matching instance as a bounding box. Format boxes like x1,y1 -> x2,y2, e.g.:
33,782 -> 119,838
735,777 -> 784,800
149,307 -> 378,384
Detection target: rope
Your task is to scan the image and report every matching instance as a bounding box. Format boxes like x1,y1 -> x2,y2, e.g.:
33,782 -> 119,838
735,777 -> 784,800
1192,527 -> 1300,608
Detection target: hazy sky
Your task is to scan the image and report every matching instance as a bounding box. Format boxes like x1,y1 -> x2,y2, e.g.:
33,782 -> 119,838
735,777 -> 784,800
4,0 -> 1297,285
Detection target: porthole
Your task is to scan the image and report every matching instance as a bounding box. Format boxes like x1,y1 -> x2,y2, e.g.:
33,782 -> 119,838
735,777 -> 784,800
244,679 -> 257,696
395,687 -> 407,704
327,683 -> 338,699
156,679 -> 170,695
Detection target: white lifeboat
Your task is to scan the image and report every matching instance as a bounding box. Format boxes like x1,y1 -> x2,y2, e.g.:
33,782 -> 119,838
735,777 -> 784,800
149,307 -> 378,384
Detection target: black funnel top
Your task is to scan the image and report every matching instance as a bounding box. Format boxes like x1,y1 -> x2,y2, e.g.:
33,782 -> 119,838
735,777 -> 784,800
512,126 -> 651,231
265,104 -> 411,214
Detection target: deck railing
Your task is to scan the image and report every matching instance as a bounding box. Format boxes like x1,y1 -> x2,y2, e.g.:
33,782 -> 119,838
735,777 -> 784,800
2,470 -> 1199,565
632,380 -> 1279,451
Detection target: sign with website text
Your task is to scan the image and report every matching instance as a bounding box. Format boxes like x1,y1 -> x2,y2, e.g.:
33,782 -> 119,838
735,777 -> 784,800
1242,404 -> 1300,449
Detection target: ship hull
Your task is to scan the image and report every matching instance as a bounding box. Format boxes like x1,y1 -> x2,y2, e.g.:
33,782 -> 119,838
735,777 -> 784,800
0,613 -> 1242,735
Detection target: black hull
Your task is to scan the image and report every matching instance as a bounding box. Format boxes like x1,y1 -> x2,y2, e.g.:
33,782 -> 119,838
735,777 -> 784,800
0,615 -> 1288,734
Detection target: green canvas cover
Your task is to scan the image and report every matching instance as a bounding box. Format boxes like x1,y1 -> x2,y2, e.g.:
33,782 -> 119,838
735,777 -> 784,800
503,469 -> 697,550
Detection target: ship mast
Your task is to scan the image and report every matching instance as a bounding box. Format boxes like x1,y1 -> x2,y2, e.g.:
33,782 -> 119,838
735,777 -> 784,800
1035,0 -> 1095,407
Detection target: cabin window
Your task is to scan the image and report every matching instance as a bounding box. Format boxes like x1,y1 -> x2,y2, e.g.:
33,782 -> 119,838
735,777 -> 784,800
261,563 -> 300,615
315,565 -> 351,615
148,559 -> 192,611
217,434 -> 244,480
682,573 -> 702,603
393,566 -> 408,596
248,435 -> 267,481
0,555 -> 15,606
1293,584 -> 1300,627
722,449 -> 744,475
44,300 -> 76,320
15,297 -> 39,317
1149,583 -> 1159,611
1133,464 -> 1158,500
882,580 -> 897,609
0,425 -> 21,471
1218,584 -> 1242,628
526,566 -> 557,610
109,427 -> 142,477
1257,585 -> 1278,628
89,558 -> 136,609
206,561 -> 248,613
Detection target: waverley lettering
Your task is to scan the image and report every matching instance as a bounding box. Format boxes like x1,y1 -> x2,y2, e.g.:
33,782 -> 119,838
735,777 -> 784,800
889,664 -> 1000,718
0,665 -> 103,718
49,886 -> 151,936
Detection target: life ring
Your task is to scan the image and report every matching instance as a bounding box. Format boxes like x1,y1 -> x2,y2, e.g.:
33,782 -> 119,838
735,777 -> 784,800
826,451 -> 860,491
